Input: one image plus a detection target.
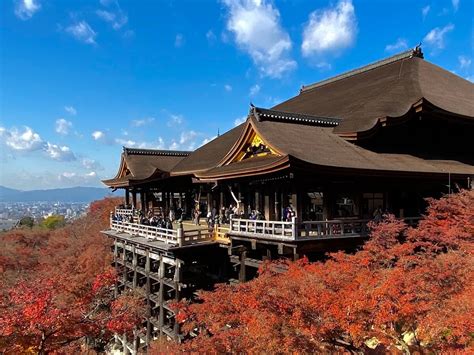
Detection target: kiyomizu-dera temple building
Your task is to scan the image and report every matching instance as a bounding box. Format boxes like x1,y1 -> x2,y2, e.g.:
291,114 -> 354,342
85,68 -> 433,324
102,48 -> 473,349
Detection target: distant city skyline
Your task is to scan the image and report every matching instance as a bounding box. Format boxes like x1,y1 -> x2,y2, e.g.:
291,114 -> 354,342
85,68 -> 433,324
1,0 -> 472,189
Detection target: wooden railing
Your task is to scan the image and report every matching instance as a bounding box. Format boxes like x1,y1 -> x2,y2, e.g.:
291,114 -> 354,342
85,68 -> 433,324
229,216 -> 297,241
110,219 -> 178,244
115,208 -> 134,217
229,216 -> 421,241
298,219 -> 370,239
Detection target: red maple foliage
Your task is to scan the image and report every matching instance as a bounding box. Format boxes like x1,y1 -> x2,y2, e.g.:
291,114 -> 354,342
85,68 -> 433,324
0,197 -> 145,354
152,190 -> 473,354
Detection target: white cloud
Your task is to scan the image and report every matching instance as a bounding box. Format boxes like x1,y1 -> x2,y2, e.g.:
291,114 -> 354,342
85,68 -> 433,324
465,75 -> 474,83
58,171 -> 100,186
224,84 -> 233,92
167,114 -> 184,127
14,0 -> 41,20
424,24 -> 454,50
421,5 -> 430,19
179,131 -> 198,145
0,126 -> 76,161
175,34 -> 184,47
222,0 -> 296,78
458,55 -> 471,69
96,9 -> 128,30
452,0 -> 460,11
385,38 -> 408,53
114,138 -> 165,150
64,106 -> 77,115
131,117 -> 155,127
169,141 -> 180,150
200,136 -> 217,146
234,116 -> 247,126
55,118 -> 72,135
0,126 -> 43,151
81,158 -> 103,170
45,142 -> 76,161
206,30 -> 217,43
302,0 -> 357,58
249,84 -> 260,96
92,130 -> 105,140
66,21 -> 97,45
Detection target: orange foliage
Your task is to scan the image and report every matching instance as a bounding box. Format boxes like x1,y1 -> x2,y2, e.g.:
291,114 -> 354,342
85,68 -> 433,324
154,190 -> 473,354
0,197 -> 144,354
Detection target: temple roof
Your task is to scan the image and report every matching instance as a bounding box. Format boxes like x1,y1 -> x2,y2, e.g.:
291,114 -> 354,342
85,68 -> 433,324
273,48 -> 473,137
103,147 -> 190,188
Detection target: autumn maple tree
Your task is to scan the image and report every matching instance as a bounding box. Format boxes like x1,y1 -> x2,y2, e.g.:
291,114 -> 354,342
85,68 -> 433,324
0,197 -> 145,354
152,190 -> 473,354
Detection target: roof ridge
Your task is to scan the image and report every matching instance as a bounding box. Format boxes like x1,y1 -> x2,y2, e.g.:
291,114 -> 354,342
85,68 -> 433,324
252,106 -> 341,126
123,147 -> 191,156
301,46 -> 424,93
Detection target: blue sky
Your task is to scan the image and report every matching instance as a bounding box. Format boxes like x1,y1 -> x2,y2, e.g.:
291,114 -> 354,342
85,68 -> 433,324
0,0 -> 472,190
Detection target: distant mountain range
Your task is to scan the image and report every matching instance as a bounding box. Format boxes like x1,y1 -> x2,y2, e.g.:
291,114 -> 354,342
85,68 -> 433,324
0,186 -> 119,202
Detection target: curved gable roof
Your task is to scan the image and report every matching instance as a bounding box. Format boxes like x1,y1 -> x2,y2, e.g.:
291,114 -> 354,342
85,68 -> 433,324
273,49 -> 473,135
103,148 -> 190,188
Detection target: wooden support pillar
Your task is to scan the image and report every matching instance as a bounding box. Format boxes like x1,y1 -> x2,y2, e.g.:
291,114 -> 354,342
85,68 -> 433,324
173,259 -> 183,338
164,192 -> 169,216
145,249 -> 152,345
274,190 -> 280,221
132,245 -> 137,288
140,191 -> 146,213
158,254 -> 164,336
264,188 -> 275,221
114,240 -> 119,298
291,188 -> 303,223
239,250 -> 247,283
219,190 -> 224,211
207,192 -> 212,213
122,241 -> 127,285
178,193 -> 183,208
132,191 -> 137,209
323,189 -> 333,220
125,188 -> 130,206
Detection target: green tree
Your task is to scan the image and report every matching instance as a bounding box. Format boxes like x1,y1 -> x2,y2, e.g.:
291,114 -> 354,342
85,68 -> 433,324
41,215 -> 66,230
18,216 -> 34,228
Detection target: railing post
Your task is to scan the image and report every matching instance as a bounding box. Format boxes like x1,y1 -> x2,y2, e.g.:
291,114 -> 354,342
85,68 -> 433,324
177,222 -> 184,247
230,214 -> 234,231
291,216 -> 297,240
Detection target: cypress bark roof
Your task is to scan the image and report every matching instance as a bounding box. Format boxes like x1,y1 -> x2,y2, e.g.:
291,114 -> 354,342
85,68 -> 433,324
102,148 -> 190,187
273,48 -> 473,136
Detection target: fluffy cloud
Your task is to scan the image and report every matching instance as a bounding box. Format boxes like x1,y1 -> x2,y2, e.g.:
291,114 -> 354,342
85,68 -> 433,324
55,118 -> 72,135
45,142 -> 76,161
421,5 -> 430,19
58,171 -> 100,186
0,126 -> 75,161
81,158 -> 103,170
206,30 -> 217,43
0,126 -> 43,151
91,130 -> 105,140
222,0 -> 296,78
224,84 -> 233,92
96,9 -> 128,30
452,0 -> 460,11
167,114 -> 184,127
14,0 -> 40,20
114,137 -> 165,150
66,21 -> 97,45
131,117 -> 155,127
175,34 -> 184,47
458,55 -> 471,69
424,24 -> 454,50
234,116 -> 247,126
64,106 -> 77,115
302,0 -> 357,57
385,38 -> 408,53
249,84 -> 260,96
